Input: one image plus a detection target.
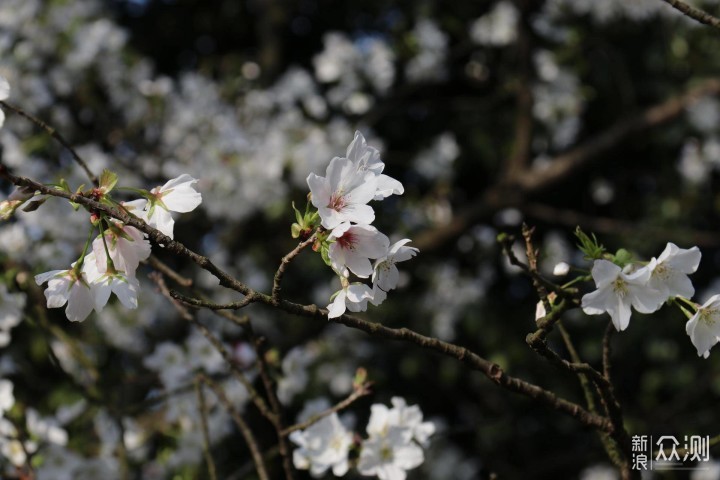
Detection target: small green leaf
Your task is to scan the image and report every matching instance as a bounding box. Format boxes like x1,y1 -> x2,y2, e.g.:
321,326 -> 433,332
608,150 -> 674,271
613,248 -> 633,266
99,169 -> 118,194
320,243 -> 332,267
574,227 -> 606,260
291,223 -> 302,239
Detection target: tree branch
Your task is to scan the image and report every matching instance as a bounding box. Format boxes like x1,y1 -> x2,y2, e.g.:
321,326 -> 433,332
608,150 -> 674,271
660,0 -> 720,30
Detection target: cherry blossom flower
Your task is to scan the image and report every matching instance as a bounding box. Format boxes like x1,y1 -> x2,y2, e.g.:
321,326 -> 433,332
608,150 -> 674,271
647,242 -> 701,299
289,413 -> 353,477
581,259 -> 665,331
685,294 -> 720,358
357,427 -> 424,480
327,283 -> 373,318
124,174 -> 202,239
307,157 -> 378,230
372,239 -> 418,292
346,131 -> 404,200
366,397 -> 435,447
35,268 -> 96,322
0,76 -> 9,128
329,223 -> 389,278
92,221 -> 150,275
83,252 -> 140,311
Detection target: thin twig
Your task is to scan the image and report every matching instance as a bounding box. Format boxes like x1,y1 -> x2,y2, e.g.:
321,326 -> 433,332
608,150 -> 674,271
4,167 -> 613,433
198,374 -> 270,480
281,381 -> 372,436
272,231 -> 317,303
247,324 -> 296,480
146,255 -> 193,287
170,290 -> 256,311
149,272 -> 274,422
0,100 -> 98,185
602,321 -> 615,383
414,78 -> 720,252
660,0 -> 720,29
195,378 -> 219,480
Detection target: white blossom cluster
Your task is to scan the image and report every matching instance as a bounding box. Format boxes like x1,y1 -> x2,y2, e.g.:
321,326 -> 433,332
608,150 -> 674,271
32,172 -> 201,322
306,131 -> 418,318
290,396 -> 435,479
580,242 -> 720,358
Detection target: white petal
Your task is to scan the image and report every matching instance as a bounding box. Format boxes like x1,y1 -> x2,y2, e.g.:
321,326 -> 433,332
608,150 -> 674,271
307,173 -> 330,208
160,174 -> 197,191
90,279 -> 112,312
629,284 -> 666,314
65,283 -> 95,322
112,276 -> 139,309
44,277 -> 71,309
148,208 -> 175,238
591,260 -> 621,288
327,291 -> 346,318
581,286 -> 613,315
610,296 -> 632,331
35,270 -> 66,286
162,186 -> 202,213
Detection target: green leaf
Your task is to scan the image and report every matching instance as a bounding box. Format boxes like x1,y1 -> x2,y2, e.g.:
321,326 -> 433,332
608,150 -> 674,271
574,227 -> 606,260
613,248 -> 633,266
320,243 -> 332,267
99,169 -> 118,194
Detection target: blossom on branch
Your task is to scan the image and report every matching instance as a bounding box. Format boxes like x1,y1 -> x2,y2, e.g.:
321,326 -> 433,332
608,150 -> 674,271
307,157 -> 378,230
289,412 -> 353,477
346,131 -> 404,200
92,221 -> 150,275
329,223 -> 390,278
647,242 -> 701,299
372,240 -> 418,292
327,283 -> 374,318
581,259 -> 665,331
35,268 -> 96,323
685,295 -> 720,358
124,174 -> 202,239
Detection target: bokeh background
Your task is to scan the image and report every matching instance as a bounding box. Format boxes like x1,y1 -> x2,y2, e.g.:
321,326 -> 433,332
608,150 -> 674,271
1,0 -> 720,478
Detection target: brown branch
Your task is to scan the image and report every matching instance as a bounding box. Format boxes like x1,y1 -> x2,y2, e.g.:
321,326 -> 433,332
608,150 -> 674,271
602,321 -> 615,383
270,294 -> 613,433
414,78 -> 720,252
522,203 -> 720,248
281,380 -> 372,436
272,231 -> 317,303
148,272 -> 274,422
502,0 -> 535,182
170,290 -> 257,312
660,0 -> 720,29
197,374 -> 270,480
195,379 -> 219,480
0,101 -> 98,185
146,255 -> 193,287
5,166 -> 613,434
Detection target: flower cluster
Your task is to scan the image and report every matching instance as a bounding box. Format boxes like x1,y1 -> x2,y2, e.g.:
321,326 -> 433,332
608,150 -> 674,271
579,242 -> 720,357
33,172 -> 202,322
290,397 -> 434,479
303,131 -> 417,318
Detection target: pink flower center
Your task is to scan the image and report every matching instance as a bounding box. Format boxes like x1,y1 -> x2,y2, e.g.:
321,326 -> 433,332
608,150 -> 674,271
336,231 -> 357,251
328,192 -> 346,212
